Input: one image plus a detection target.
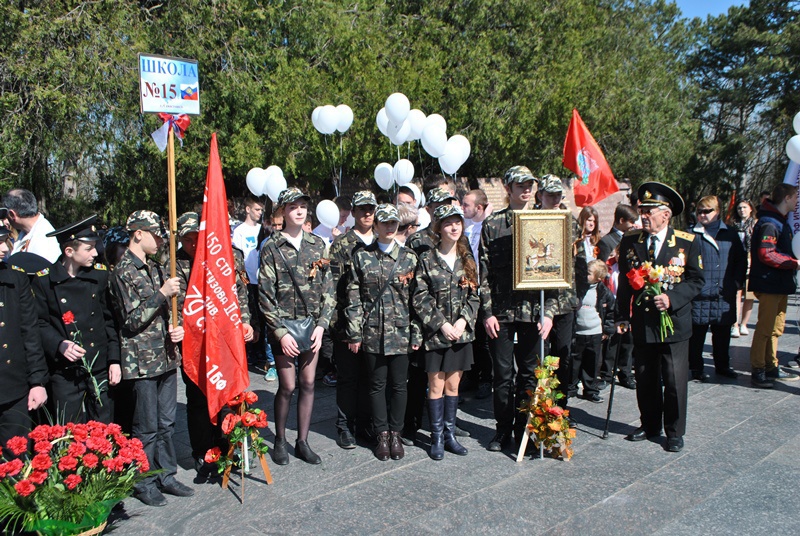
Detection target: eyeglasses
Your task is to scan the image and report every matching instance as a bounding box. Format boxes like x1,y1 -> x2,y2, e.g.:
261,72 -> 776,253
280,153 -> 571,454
697,208 -> 716,215
638,207 -> 665,216
398,223 -> 419,232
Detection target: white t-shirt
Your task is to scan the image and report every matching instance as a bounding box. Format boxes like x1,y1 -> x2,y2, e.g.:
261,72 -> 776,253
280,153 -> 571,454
12,214 -> 60,263
232,222 -> 261,283
312,223 -> 347,245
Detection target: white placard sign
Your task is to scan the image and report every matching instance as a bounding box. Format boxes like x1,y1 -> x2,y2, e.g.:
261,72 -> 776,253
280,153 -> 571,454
139,53 -> 200,115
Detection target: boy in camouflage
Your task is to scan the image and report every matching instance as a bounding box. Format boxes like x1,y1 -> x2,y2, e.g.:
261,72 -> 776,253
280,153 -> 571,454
109,210 -> 193,507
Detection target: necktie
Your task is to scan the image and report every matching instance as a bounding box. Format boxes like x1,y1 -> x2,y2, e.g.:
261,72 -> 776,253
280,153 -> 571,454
648,235 -> 658,262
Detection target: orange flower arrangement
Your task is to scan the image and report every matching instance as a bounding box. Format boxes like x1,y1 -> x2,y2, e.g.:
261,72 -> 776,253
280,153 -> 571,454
205,391 -> 269,472
519,355 -> 576,460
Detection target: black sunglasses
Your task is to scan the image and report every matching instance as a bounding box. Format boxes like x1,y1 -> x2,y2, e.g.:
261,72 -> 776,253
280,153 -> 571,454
697,208 -> 715,215
398,223 -> 419,232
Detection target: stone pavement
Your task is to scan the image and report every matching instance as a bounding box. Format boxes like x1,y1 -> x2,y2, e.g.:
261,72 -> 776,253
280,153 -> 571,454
110,298 -> 800,535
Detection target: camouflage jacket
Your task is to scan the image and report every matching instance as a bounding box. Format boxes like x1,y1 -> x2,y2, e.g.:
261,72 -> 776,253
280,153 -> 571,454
345,242 -> 421,355
406,227 -> 437,257
171,247 -> 251,326
258,231 -> 334,342
327,229 -> 373,339
413,249 -> 480,351
479,207 -> 559,322
109,248 -> 180,380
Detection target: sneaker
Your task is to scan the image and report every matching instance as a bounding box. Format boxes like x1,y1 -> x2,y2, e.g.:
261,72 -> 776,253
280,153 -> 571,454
265,368 -> 278,382
731,325 -> 740,338
766,367 -> 799,381
322,372 -> 337,387
739,325 -> 749,336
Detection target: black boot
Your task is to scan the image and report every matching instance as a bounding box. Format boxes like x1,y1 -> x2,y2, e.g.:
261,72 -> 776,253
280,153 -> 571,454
751,368 -> 774,389
272,437 -> 289,465
295,440 -> 321,465
443,396 -> 468,456
427,397 -> 445,460
374,431 -> 391,461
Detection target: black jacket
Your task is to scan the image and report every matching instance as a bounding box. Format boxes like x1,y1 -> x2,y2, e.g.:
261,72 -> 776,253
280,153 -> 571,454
0,262 -> 48,404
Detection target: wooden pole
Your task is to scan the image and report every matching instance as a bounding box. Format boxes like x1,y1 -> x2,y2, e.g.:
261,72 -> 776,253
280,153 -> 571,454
167,124 -> 178,327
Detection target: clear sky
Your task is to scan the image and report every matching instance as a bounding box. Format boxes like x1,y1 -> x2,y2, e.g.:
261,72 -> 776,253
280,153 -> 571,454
673,0 -> 749,20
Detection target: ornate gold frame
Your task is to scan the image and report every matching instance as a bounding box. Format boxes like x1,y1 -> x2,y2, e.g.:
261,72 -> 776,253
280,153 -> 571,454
513,210 -> 573,290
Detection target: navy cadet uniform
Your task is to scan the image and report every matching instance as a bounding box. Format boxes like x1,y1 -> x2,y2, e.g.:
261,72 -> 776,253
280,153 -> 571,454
616,182 -> 704,452
33,215 -> 119,423
0,224 -> 48,457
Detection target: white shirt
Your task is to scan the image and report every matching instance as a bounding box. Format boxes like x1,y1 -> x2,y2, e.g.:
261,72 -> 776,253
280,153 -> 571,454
12,214 -> 60,263
648,227 -> 669,260
377,240 -> 395,255
312,223 -> 347,245
232,222 -> 261,283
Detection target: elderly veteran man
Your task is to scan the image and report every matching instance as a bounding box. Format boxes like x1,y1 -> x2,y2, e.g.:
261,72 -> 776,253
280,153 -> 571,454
616,182 -> 704,453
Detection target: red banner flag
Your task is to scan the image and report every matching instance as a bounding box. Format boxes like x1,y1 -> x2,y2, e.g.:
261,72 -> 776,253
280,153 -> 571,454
182,133 -> 249,423
562,109 -> 619,207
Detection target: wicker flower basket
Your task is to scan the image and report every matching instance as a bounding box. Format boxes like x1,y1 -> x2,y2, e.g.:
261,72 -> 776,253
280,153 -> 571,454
38,521 -> 107,536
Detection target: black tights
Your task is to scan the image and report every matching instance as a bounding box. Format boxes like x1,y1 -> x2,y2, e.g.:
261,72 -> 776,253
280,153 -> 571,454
274,350 -> 318,442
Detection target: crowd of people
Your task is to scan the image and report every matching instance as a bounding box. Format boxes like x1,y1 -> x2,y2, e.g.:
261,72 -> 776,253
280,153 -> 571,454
1,172 -> 799,510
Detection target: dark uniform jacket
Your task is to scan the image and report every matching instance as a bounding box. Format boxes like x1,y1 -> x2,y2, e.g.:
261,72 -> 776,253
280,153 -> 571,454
258,231 -> 334,342
406,227 -> 437,257
479,207 -> 559,322
0,262 -> 48,404
749,202 -> 798,295
109,249 -> 180,380
616,227 -> 704,345
413,249 -> 480,351
33,260 -> 120,374
327,230 -> 372,340
597,228 -> 624,262
345,242 -> 421,355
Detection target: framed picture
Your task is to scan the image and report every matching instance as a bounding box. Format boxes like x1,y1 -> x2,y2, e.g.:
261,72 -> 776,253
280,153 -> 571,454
513,210 -> 573,290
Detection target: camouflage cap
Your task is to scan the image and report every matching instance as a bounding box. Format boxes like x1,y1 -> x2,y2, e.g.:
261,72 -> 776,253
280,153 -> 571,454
426,187 -> 456,204
177,212 -> 200,237
538,174 -> 564,193
433,204 -> 464,222
126,210 -> 166,238
352,190 -> 377,207
503,165 -> 537,185
102,226 -> 130,248
276,187 -> 311,207
375,203 -> 400,223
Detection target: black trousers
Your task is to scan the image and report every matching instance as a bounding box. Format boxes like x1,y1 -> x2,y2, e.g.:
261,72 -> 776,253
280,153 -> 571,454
49,366 -> 113,424
603,330 -> 634,383
633,340 -> 689,439
489,322 -> 541,433
364,353 -> 408,433
469,311 -> 493,384
404,352 -> 428,434
132,370 -> 179,492
246,284 -> 265,365
689,323 -> 733,373
0,396 -> 30,459
569,333 -> 603,396
181,367 -> 221,461
333,339 -> 372,433
549,312 -> 574,405
318,330 -> 335,375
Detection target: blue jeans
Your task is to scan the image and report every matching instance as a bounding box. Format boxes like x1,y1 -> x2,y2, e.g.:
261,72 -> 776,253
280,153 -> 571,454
132,369 -> 178,492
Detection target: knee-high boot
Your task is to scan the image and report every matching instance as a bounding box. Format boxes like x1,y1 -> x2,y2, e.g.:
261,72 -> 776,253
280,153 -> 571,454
443,395 -> 468,456
427,397 -> 444,461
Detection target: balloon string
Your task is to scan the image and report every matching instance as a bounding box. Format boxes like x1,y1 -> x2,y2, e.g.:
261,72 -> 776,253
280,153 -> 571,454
339,134 -> 343,196
324,134 -> 337,195
418,143 -> 425,181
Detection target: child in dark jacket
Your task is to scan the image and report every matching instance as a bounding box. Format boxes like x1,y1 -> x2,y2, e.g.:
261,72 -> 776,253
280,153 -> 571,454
569,259 -> 616,403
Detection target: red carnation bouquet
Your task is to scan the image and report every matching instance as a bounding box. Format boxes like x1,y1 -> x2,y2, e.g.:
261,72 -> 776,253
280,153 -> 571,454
626,261 -> 679,341
0,421 -> 150,534
205,391 -> 269,473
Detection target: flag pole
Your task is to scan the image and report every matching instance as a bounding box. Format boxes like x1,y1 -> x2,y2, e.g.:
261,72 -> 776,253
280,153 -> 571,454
167,126 -> 178,327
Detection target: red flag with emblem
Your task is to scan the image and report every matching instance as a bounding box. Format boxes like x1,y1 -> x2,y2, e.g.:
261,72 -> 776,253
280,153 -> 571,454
182,133 -> 249,423
562,109 -> 619,206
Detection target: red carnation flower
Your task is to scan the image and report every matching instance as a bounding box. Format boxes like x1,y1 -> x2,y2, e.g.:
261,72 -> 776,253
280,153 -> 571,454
128,438 -> 144,450
28,471 -> 48,485
70,424 -> 89,442
34,441 -> 52,454
64,474 -> 82,490
6,436 -> 28,456
68,442 -> 87,457
4,459 -> 23,477
82,452 -> 99,469
58,456 -> 79,472
242,412 -> 258,427
14,480 -> 36,497
221,414 -> 240,435
244,391 -> 258,404
204,447 -> 221,464
30,453 -> 52,471
61,311 -> 76,325
28,425 -> 50,442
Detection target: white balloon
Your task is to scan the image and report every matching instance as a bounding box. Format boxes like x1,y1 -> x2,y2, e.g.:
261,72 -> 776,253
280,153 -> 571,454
385,93 -> 410,124
311,106 -> 323,132
447,134 -> 471,164
393,159 -> 415,186
793,232 -> 800,259
374,163 -> 394,191
246,168 -> 268,197
263,167 -> 288,202
794,112 -> 800,135
406,109 -> 427,141
421,125 -> 448,158
406,183 -> 422,208
787,135 -> 800,163
426,113 -> 447,133
344,213 -> 355,229
316,200 -> 340,229
376,108 -> 390,137
417,208 -> 431,230
316,104 -> 339,135
439,153 -> 461,175
336,104 -> 354,133
388,119 -> 411,146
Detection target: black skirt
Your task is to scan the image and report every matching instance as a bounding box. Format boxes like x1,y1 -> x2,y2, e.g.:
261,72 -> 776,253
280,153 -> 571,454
423,343 -> 474,373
